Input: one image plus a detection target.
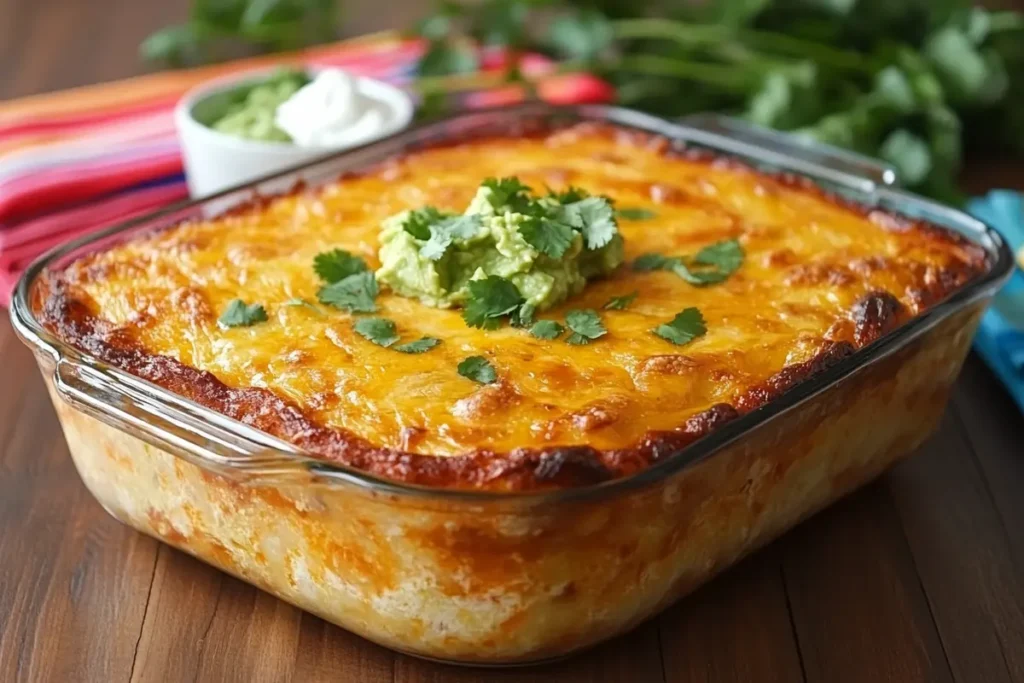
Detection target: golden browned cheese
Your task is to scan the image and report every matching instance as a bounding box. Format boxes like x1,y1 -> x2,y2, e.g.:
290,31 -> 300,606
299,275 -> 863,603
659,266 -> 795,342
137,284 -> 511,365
40,124 -> 985,486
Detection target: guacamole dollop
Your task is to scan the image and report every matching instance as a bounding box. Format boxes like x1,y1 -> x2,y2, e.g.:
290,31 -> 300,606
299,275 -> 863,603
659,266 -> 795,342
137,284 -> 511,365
376,181 -> 625,311
208,70 -> 309,142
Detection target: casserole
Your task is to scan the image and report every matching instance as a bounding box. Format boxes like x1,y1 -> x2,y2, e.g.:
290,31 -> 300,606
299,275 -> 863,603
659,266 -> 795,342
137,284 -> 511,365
10,105 -> 1014,664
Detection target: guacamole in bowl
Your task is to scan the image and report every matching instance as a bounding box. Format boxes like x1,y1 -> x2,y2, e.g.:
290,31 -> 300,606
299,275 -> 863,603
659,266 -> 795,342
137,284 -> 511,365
208,70 -> 309,142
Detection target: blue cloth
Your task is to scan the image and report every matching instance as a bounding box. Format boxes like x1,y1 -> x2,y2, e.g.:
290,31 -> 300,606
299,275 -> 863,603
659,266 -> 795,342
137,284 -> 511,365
966,190 -> 1024,414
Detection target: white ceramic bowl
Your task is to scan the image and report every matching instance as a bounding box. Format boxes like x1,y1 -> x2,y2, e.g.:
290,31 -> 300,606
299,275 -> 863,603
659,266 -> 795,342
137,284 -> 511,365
174,67 -> 414,199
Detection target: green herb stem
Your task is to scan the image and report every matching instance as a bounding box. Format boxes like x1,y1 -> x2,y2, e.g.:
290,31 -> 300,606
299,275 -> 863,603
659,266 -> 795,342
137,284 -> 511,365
614,54 -> 755,92
611,18 -> 876,75
988,11 -> 1024,34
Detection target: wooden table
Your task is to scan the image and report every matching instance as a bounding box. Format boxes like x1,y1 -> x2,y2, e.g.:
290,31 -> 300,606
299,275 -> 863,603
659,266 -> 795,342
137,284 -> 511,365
2,1 -> 1023,681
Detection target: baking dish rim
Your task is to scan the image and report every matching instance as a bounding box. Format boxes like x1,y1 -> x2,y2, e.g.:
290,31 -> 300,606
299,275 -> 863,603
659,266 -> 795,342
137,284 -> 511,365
9,103 -> 1016,504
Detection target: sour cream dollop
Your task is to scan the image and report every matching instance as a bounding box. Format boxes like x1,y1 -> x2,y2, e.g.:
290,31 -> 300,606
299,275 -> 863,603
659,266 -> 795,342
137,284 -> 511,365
274,69 -> 390,148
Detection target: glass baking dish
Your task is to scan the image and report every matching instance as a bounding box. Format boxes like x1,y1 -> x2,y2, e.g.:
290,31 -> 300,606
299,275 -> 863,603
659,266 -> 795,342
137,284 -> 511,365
10,105 -> 1015,665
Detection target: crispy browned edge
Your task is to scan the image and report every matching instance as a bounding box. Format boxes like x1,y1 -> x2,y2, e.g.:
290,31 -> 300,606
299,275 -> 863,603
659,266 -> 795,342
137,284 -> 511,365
30,121 -> 990,491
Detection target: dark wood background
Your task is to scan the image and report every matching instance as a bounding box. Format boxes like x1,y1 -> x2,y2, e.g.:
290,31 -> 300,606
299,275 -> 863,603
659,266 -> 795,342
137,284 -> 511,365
1,1 -> 1023,681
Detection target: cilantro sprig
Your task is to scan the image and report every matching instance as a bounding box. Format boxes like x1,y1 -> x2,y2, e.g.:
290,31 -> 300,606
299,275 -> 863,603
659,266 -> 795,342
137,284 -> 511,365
676,239 -> 745,285
559,196 -> 617,250
510,303 -> 536,328
604,291 -> 638,310
633,253 -> 679,272
482,177 -> 533,211
354,317 -> 399,347
479,177 -> 620,258
219,299 -> 268,328
529,320 -> 565,339
633,239 -> 745,286
565,309 -> 607,345
402,207 -> 483,261
520,217 -> 575,258
402,207 -> 451,240
314,249 -> 368,283
354,317 -> 440,354
313,249 -> 380,314
317,271 -> 379,313
420,214 -> 482,260
394,337 -> 442,354
462,276 -> 525,329
458,356 -> 497,384
653,308 -> 707,346
546,185 -> 589,205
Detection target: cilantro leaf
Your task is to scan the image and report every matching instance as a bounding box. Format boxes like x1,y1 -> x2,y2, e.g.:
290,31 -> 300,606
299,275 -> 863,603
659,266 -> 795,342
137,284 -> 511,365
402,207 -> 449,240
354,318 -> 440,353
458,356 -> 497,384
317,271 -> 379,313
604,291 -> 638,310
481,177 -> 532,210
673,239 -> 745,286
394,337 -> 442,354
283,297 -> 320,313
530,320 -> 565,339
671,261 -> 731,285
421,214 -> 483,260
313,249 -> 368,284
219,299 -> 268,328
520,216 -> 576,258
570,197 -> 617,250
546,185 -> 589,204
633,240 -> 744,286
695,239 -> 744,272
354,317 -> 399,347
565,309 -> 606,345
633,253 -> 680,271
653,308 -> 707,346
616,207 -> 657,220
510,303 -> 536,328
462,276 -> 525,329
549,202 -> 585,229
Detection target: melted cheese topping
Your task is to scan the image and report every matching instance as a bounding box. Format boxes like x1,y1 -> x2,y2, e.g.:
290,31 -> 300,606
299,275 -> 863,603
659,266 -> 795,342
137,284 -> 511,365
61,125 -> 980,457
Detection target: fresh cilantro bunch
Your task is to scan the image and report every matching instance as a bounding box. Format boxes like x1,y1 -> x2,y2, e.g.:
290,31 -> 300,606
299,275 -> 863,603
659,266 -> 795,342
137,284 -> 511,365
410,0 -> 1024,202
141,0 -> 341,67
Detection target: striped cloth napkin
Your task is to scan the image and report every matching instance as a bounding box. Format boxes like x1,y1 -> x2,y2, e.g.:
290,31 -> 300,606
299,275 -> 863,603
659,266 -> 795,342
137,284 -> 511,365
0,31 -> 612,305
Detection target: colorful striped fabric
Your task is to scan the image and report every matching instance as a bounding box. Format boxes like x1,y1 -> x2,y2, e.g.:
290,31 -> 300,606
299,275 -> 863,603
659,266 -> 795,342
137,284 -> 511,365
0,31 -> 613,304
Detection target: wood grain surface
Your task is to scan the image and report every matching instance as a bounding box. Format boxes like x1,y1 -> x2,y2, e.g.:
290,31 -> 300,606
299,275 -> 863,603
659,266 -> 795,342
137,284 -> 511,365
1,0 -> 1023,681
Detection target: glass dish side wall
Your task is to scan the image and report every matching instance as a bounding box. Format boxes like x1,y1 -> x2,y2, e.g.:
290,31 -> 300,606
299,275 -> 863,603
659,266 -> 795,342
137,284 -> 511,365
32,303 -> 984,664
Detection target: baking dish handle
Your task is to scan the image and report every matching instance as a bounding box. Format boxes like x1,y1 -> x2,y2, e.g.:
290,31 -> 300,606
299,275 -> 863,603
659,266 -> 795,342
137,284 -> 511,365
52,357 -> 316,484
680,113 -> 899,189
